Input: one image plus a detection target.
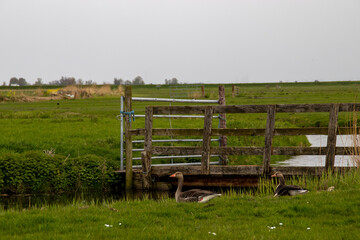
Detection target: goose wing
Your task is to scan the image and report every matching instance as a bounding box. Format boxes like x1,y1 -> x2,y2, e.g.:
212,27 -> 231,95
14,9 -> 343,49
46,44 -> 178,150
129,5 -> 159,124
274,185 -> 308,197
180,189 -> 216,199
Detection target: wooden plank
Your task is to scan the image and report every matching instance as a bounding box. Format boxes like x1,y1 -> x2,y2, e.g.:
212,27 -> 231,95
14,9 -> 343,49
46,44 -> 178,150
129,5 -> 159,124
263,105 -> 276,174
272,147 -> 351,155
141,151 -> 152,189
125,86 -> 133,190
218,85 -> 228,165
131,127 -> 360,137
325,104 -> 339,170
201,106 -> 213,175
143,107 -> 153,153
130,127 -> 360,137
151,165 -> 263,177
152,146 -> 354,156
151,165 -> 354,177
151,103 -> 360,115
142,106 -> 153,189
152,146 -> 202,155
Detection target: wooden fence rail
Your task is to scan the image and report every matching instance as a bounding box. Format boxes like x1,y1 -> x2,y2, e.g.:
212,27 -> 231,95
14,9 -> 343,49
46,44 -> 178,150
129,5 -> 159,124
130,103 -> 360,189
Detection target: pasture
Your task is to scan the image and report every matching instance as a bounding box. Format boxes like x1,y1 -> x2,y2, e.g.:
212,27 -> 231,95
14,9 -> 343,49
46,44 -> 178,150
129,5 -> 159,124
1,81 -> 360,238
1,82 -> 360,193
2,81 -> 360,167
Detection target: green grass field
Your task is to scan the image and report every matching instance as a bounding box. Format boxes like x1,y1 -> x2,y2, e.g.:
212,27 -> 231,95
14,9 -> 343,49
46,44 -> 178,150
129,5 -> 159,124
1,81 -> 360,193
2,82 -> 360,239
1,170 -> 360,239
1,81 -> 360,166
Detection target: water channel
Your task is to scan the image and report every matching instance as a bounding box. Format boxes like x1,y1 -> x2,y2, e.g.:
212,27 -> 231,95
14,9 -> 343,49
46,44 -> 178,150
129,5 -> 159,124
277,135 -> 360,167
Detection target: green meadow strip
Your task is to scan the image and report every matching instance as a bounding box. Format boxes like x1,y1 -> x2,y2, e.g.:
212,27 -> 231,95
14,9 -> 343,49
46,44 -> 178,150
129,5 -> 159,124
1,172 -> 360,239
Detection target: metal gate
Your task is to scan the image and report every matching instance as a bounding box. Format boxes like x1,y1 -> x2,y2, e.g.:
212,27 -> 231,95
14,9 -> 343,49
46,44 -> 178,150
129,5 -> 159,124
118,96 -> 220,170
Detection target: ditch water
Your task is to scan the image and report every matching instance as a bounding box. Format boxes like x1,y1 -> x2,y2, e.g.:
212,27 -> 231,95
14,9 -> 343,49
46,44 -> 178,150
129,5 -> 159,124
277,135 -> 359,167
0,190 -> 174,210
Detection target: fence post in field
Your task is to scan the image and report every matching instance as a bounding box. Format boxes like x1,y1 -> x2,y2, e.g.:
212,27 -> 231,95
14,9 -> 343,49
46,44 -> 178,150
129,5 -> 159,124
202,106 -> 214,175
325,104 -> 339,171
125,86 -> 133,190
201,85 -> 205,98
218,85 -> 228,165
142,106 -> 153,189
232,85 -> 235,98
263,105 -> 276,175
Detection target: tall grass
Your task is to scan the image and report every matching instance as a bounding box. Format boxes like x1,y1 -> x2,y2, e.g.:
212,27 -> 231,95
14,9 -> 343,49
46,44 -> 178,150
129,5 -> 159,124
256,168 -> 360,197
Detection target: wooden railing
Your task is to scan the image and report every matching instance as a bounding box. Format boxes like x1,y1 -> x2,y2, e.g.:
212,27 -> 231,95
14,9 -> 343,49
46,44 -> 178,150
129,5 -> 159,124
129,103 -> 360,188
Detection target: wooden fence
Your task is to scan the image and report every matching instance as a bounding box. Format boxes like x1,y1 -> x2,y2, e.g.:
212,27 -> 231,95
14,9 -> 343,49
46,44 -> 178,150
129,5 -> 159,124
127,103 -> 360,189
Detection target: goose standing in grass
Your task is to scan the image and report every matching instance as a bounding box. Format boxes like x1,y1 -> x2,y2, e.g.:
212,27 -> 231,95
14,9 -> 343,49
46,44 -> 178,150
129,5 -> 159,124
170,172 -> 221,203
271,172 -> 309,197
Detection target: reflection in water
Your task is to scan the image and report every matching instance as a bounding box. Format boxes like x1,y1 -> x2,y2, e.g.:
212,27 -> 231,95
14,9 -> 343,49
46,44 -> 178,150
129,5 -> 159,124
278,135 -> 360,167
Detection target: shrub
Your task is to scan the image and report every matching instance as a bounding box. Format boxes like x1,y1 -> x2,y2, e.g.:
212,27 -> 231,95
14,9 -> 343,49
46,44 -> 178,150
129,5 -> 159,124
0,151 -> 119,194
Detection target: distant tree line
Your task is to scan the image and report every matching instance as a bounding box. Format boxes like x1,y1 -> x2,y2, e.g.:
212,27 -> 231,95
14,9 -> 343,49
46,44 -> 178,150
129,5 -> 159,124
6,76 -> 96,86
113,76 -> 145,85
5,75 -> 180,86
48,77 -> 95,86
9,77 -> 28,86
164,78 -> 179,85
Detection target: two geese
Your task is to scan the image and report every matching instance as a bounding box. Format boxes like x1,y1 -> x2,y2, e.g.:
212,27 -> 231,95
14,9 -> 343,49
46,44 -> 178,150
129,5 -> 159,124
170,171 -> 308,203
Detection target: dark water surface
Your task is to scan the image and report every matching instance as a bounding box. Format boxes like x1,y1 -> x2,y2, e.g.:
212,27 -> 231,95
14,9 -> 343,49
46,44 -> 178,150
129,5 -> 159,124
0,190 -> 174,210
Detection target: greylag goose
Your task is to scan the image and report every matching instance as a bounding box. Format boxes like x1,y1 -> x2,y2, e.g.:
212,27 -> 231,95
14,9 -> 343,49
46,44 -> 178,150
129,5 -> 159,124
271,172 -> 309,197
170,172 -> 221,203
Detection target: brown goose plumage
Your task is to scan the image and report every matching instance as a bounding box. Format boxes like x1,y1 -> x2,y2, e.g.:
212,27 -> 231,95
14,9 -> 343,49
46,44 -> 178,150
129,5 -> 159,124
271,172 -> 309,197
170,172 -> 221,203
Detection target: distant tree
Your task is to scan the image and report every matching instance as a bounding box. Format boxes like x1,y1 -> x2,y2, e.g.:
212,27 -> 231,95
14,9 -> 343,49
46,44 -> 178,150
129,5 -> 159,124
165,78 -> 179,85
76,79 -> 84,85
125,80 -> 132,85
34,78 -> 43,86
85,80 -> 95,85
2,82 -> 6,86
18,78 -> 28,86
132,76 -> 145,85
59,76 -> 76,86
9,77 -> 19,86
114,78 -> 124,85
49,80 -> 61,85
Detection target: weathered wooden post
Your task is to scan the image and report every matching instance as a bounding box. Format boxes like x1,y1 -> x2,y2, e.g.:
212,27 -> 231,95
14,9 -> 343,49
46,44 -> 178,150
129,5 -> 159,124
263,105 -> 276,175
125,86 -> 133,190
201,106 -> 214,175
201,85 -> 205,98
142,106 -> 153,189
218,85 -> 228,165
232,85 -> 235,98
325,104 -> 339,171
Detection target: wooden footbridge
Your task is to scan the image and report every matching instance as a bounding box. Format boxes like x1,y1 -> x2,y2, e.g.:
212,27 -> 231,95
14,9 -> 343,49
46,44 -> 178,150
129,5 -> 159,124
117,88 -> 359,190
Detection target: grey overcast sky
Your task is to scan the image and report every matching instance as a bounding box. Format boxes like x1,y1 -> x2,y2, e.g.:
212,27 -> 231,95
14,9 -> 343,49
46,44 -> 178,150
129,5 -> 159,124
1,0 -> 360,85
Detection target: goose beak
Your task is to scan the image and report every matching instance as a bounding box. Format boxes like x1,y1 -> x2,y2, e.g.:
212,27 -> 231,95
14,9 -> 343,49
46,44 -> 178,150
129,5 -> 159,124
170,173 -> 176,178
271,173 -> 276,177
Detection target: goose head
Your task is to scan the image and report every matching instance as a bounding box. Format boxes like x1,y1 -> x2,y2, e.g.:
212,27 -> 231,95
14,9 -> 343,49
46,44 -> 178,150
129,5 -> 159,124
271,171 -> 286,185
271,171 -> 284,178
170,172 -> 183,179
